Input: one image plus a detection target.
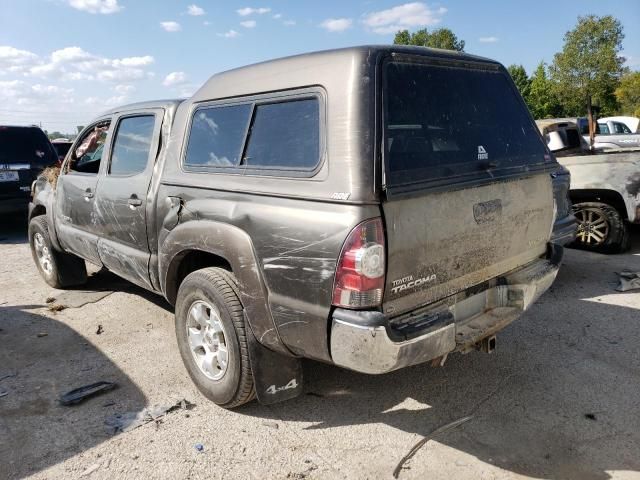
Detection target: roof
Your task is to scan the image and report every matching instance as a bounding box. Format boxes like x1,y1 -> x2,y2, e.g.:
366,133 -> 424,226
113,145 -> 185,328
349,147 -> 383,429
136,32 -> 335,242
191,45 -> 500,103
100,99 -> 183,117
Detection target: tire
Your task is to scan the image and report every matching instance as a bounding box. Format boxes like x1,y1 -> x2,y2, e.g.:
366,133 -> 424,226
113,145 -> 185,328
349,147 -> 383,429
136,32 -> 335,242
28,216 -> 88,288
572,202 -> 630,254
175,267 -> 255,408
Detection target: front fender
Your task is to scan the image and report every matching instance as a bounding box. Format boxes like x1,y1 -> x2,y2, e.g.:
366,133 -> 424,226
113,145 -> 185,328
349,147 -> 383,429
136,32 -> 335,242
159,220 -> 292,356
29,177 -> 63,251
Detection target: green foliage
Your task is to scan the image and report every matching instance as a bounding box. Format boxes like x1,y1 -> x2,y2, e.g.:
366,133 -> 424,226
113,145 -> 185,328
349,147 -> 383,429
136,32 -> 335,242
393,28 -> 465,52
528,62 -> 563,119
507,65 -> 531,103
550,15 -> 625,117
615,71 -> 640,117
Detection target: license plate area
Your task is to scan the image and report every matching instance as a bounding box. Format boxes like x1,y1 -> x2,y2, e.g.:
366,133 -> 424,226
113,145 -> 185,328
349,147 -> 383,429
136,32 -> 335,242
0,171 -> 19,182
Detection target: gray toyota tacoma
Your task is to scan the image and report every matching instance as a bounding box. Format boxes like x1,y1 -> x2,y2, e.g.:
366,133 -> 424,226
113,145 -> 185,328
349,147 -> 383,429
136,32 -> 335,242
29,46 -> 569,408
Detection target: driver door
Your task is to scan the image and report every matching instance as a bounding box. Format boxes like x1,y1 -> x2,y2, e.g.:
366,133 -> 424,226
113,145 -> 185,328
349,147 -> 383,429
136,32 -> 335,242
54,119 -> 112,265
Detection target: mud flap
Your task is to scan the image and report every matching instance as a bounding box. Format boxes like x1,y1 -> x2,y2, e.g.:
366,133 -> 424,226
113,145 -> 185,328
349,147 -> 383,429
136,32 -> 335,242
246,325 -> 303,405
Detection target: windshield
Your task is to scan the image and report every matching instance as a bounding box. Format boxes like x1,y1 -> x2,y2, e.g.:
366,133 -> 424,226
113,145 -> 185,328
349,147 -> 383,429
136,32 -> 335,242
0,126 -> 57,165
383,60 -> 548,187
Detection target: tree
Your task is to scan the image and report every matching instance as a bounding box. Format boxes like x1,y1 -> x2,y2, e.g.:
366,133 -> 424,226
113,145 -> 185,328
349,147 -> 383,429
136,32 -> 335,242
615,71 -> 640,117
549,15 -> 625,140
528,62 -> 563,119
507,65 -> 531,104
393,28 -> 465,52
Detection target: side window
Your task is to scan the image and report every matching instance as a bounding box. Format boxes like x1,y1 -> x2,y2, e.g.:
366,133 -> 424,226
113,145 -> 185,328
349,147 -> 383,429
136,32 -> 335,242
185,104 -> 251,167
598,123 -> 610,135
69,122 -> 110,174
244,98 -> 320,169
109,115 -> 156,175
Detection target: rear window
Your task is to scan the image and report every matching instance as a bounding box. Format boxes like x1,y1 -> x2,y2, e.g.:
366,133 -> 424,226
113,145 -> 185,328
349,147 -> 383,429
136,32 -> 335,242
0,127 -> 57,165
384,61 -> 547,186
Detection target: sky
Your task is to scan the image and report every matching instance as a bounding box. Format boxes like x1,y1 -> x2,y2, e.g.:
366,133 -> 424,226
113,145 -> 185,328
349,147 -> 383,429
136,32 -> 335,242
0,0 -> 638,133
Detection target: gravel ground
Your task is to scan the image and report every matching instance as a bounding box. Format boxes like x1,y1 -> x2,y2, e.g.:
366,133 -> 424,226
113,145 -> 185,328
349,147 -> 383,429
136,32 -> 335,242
1,215 -> 639,480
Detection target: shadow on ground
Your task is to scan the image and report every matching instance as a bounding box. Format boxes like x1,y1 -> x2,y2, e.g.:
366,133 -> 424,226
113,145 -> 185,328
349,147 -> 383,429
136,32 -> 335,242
241,232 -> 640,480
0,306 -> 147,480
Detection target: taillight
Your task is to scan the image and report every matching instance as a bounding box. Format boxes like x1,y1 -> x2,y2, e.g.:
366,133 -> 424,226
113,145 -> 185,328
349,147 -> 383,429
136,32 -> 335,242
332,218 -> 386,309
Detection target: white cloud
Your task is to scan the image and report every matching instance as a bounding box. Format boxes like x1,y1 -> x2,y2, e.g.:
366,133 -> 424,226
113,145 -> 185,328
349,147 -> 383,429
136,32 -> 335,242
479,36 -> 499,43
68,0 -> 122,14
320,18 -> 352,32
187,4 -> 205,16
237,7 -> 271,16
240,20 -> 257,28
163,71 -> 188,87
218,30 -> 239,38
362,2 -> 446,34
114,84 -> 135,95
272,13 -> 282,19
203,21 -> 211,26
283,20 -> 296,26
0,46 -> 39,74
160,21 -> 182,32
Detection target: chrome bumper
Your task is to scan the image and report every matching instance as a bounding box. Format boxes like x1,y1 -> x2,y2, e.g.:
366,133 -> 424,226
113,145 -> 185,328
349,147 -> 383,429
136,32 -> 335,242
330,248 -> 562,374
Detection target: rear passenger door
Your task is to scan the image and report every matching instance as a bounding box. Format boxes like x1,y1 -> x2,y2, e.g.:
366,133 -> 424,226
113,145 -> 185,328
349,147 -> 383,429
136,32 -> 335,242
94,112 -> 162,289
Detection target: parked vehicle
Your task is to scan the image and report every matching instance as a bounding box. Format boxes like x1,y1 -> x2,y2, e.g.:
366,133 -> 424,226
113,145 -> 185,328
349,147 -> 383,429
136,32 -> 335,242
598,116 -> 639,134
537,119 -> 640,252
51,138 -> 73,164
29,46 -> 567,407
0,125 -> 58,214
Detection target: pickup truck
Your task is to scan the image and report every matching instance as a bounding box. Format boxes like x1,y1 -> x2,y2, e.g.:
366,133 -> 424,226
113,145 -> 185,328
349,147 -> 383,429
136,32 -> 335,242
538,119 -> 640,252
29,46 -> 568,408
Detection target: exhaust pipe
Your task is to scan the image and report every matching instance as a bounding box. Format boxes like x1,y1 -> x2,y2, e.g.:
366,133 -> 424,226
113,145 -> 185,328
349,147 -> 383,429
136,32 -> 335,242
476,335 -> 496,354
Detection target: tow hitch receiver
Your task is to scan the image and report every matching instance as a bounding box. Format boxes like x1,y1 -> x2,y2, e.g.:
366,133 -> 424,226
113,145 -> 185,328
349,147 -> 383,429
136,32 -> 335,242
477,335 -> 497,354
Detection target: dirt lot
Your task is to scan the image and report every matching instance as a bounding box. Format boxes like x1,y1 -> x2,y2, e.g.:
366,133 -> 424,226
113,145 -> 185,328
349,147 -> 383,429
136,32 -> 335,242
1,215 -> 639,480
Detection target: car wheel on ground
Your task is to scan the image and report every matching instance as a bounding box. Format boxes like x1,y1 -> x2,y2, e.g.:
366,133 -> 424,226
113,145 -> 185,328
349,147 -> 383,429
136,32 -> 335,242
572,202 -> 630,253
28,216 -> 87,288
175,267 -> 255,408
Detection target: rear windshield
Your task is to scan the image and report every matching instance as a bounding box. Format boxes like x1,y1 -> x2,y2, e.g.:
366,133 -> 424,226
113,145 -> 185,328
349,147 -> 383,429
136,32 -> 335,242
0,127 -> 57,165
384,60 -> 548,186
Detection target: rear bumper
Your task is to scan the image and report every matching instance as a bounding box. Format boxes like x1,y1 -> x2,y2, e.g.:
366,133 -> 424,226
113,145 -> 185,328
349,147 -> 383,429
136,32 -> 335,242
0,195 -> 30,214
330,245 -> 562,374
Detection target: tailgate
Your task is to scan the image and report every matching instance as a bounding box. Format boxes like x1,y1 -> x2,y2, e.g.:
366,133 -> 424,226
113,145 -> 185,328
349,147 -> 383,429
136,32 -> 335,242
382,173 -> 554,315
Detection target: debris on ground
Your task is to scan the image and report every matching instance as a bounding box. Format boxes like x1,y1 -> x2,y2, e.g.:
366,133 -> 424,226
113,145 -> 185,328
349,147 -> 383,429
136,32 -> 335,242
79,462 -> 100,477
262,421 -> 279,429
59,381 -> 118,406
0,373 -> 16,382
45,296 -> 56,304
616,271 -> 640,292
96,324 -> 104,335
585,413 -> 597,421
37,332 -> 48,337
0,389 -> 9,398
393,416 -> 473,478
194,443 -> 204,452
48,304 -> 66,312
45,289 -> 114,311
105,399 -> 195,434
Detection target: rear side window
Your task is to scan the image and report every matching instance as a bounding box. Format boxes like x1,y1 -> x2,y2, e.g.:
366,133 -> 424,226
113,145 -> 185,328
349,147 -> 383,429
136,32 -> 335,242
384,61 -> 547,186
244,98 -> 319,169
0,127 -> 57,166
184,95 -> 321,174
185,104 -> 251,167
110,115 -> 155,175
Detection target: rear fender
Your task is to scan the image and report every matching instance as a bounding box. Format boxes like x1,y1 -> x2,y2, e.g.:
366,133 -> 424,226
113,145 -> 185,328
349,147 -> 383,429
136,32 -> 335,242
159,220 -> 291,355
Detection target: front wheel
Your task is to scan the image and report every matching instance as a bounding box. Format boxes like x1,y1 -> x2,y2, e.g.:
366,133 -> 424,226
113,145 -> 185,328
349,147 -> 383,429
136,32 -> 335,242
29,216 -> 87,288
175,267 -> 255,408
572,202 -> 630,253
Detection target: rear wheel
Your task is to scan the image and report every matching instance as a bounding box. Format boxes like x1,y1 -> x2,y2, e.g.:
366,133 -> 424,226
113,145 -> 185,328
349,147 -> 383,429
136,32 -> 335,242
572,202 -> 630,253
175,267 -> 255,408
29,216 -> 87,288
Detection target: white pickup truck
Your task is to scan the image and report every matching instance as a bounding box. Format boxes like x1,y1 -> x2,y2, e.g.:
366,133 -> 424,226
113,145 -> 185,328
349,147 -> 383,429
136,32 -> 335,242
537,119 -> 640,253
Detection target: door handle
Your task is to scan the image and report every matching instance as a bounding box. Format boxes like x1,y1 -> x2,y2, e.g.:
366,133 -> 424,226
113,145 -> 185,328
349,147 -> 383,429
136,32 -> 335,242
128,196 -> 143,207
84,188 -> 94,201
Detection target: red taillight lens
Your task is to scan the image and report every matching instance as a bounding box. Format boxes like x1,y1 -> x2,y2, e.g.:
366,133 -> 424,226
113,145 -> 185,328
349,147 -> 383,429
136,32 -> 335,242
332,218 -> 386,309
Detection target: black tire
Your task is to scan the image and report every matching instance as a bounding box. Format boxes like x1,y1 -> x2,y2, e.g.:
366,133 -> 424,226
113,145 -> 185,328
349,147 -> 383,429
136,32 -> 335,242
572,202 -> 630,254
28,216 -> 87,288
175,267 -> 255,408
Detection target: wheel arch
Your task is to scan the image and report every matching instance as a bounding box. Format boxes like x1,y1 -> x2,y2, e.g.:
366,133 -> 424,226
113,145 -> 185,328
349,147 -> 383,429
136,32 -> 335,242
159,220 -> 291,356
570,189 -> 629,219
